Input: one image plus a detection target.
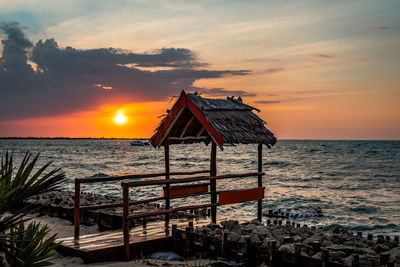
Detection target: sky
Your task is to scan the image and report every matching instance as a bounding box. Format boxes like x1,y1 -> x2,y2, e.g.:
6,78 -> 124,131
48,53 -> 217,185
0,0 -> 399,139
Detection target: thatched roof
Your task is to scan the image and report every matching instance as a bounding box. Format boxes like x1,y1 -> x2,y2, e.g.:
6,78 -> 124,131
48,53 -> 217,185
150,91 -> 277,148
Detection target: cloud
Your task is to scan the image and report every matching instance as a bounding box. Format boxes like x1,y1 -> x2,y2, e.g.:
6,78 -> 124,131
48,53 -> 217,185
370,26 -> 389,30
191,87 -> 256,97
254,100 -> 281,104
0,22 -> 250,120
315,54 -> 332,58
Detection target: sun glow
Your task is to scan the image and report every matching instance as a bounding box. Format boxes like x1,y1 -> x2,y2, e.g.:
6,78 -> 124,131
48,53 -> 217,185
113,110 -> 128,125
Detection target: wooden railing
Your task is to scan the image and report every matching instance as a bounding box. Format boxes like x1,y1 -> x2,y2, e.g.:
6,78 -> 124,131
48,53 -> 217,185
73,170 -> 210,238
121,172 -> 265,260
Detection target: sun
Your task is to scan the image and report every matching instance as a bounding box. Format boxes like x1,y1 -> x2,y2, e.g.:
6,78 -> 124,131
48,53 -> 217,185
113,110 -> 128,125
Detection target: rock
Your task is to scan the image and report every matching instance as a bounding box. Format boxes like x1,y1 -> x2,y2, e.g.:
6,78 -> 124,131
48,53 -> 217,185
312,252 -> 322,260
251,219 -> 261,225
375,243 -> 390,253
325,244 -> 353,255
329,251 -> 346,262
353,247 -> 376,256
359,254 -> 379,266
386,247 -> 400,263
278,244 -> 295,254
250,232 -> 261,244
220,220 -> 239,232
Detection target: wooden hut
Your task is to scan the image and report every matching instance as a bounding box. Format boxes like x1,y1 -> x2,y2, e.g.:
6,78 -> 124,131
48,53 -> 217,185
150,90 -> 276,223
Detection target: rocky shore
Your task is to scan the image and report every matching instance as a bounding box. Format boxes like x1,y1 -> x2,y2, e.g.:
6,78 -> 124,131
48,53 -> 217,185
189,220 -> 400,266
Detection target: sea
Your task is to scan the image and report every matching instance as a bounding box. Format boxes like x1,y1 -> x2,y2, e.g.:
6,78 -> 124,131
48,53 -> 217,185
1,139 -> 399,236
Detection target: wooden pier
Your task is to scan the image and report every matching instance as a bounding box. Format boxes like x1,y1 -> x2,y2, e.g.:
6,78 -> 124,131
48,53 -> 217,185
57,217 -> 218,263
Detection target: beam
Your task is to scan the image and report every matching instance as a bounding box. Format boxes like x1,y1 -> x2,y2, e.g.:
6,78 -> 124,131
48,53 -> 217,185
169,136 -> 208,141
258,144 -> 263,222
195,127 -> 205,137
210,142 -> 217,223
164,138 -> 170,226
179,116 -> 194,138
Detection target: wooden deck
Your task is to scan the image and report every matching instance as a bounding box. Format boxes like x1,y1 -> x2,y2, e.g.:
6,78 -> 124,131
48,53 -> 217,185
56,217 -> 217,263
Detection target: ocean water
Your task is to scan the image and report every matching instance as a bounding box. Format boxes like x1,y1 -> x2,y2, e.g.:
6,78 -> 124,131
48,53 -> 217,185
1,139 -> 399,236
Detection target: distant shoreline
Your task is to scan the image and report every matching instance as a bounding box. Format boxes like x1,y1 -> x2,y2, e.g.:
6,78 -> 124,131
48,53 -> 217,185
0,137 -> 399,141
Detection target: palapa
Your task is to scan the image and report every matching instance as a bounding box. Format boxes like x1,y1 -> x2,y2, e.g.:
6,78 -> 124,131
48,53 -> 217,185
150,90 -> 277,148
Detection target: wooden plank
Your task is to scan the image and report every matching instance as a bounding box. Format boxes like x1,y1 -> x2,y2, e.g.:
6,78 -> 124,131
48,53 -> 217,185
219,187 -> 265,206
164,139 -> 170,227
210,141 -> 217,223
185,94 -> 225,147
77,170 -> 209,183
257,143 -> 263,221
164,183 -> 209,197
151,90 -> 187,147
122,184 -> 130,260
127,203 -> 217,220
179,116 -> 194,138
124,172 -> 264,187
74,180 -> 80,239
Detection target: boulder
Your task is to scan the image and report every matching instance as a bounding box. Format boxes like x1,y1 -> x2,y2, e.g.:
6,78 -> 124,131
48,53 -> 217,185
278,244 -> 295,254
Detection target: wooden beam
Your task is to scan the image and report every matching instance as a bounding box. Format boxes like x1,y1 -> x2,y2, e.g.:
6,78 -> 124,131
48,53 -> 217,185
179,116 -> 194,138
76,170 -> 210,183
158,107 -> 185,147
219,187 -> 265,206
164,138 -> 170,226
258,143 -> 263,222
126,203 -> 217,220
124,172 -> 264,187
122,183 -> 130,260
74,180 -> 80,239
168,136 -> 208,142
210,142 -> 217,223
195,127 -> 205,137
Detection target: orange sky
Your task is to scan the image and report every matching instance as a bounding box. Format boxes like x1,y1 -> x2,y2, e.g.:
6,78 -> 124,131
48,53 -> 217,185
1,1 -> 399,139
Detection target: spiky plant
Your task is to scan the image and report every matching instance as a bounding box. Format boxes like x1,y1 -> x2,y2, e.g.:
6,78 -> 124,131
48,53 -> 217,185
0,151 -> 66,211
7,221 -> 60,267
0,208 -> 32,267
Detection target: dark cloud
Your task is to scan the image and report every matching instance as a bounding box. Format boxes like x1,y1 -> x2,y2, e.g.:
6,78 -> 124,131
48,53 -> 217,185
254,100 -> 281,104
0,22 -> 250,120
315,54 -> 332,58
191,87 -> 256,97
370,26 -> 389,30
263,68 -> 283,74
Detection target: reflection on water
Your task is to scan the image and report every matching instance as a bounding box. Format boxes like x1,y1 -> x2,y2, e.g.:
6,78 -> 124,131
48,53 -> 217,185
1,139 -> 399,235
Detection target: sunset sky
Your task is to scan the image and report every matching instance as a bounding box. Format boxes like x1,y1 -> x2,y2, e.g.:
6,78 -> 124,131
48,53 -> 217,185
1,0 -> 399,139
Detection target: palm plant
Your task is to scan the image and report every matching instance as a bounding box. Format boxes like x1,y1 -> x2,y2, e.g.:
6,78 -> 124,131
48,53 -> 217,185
0,151 -> 65,266
0,151 -> 66,211
7,221 -> 60,267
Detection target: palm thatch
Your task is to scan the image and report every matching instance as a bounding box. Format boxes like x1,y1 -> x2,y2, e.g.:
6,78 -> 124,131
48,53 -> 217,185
150,91 -> 277,148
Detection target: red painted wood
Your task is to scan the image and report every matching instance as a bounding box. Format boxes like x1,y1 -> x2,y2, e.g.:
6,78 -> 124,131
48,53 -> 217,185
219,187 -> 265,206
164,183 -> 209,197
185,95 -> 225,147
150,90 -> 225,147
150,90 -> 186,147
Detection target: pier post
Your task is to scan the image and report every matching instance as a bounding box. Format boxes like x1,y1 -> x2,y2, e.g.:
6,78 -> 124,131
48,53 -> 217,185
74,180 -> 80,239
122,183 -> 130,260
164,138 -> 170,226
257,143 -> 263,222
210,141 -> 217,223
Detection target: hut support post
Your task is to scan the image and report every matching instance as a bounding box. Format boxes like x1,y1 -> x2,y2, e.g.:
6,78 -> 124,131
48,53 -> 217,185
257,143 -> 263,222
74,180 -> 80,239
210,141 -> 217,223
164,139 -> 170,226
122,184 -> 130,260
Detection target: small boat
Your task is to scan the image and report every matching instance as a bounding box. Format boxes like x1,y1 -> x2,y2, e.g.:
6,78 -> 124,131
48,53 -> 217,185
223,143 -> 236,146
130,140 -> 150,146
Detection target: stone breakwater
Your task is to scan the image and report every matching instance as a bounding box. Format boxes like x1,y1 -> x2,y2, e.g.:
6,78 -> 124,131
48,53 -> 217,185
181,220 -> 400,266
24,191 -> 207,229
